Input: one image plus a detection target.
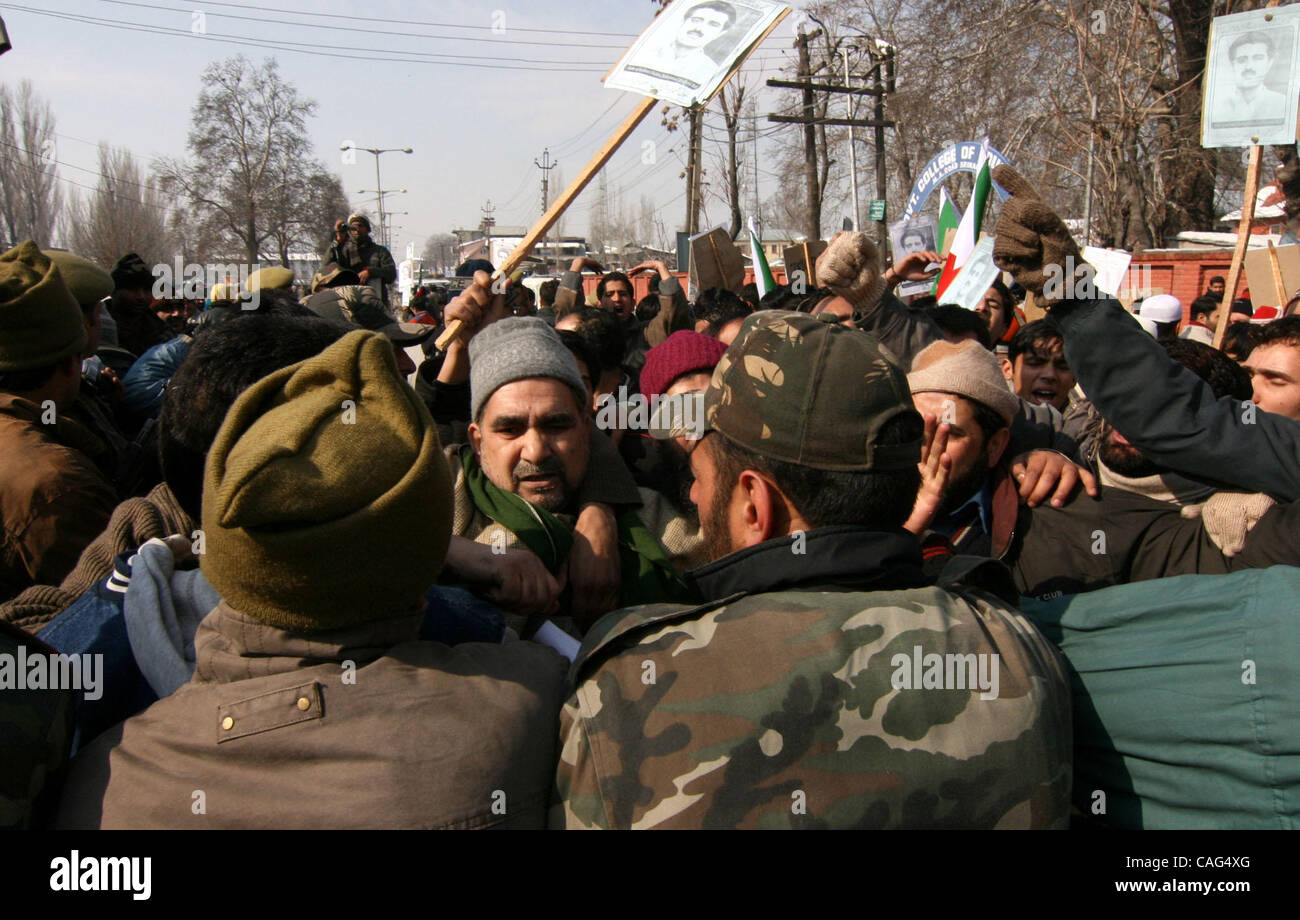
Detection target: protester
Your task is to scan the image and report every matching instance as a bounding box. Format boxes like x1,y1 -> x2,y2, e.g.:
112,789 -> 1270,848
324,218 -> 349,268
343,213 -> 398,303
55,330 -> 568,829
108,252 -> 171,357
929,303 -> 993,350
619,329 -> 727,568
1240,316 -> 1300,421
0,243 -> 119,602
434,274 -> 687,629
991,164 -> 1300,502
1000,320 -> 1077,413
553,311 -> 1072,829
555,257 -> 690,376
537,278 -> 560,326
555,306 -> 626,409
42,250 -> 135,491
693,286 -> 751,342
1179,295 -> 1219,345
1137,294 -> 1182,342
303,272 -> 432,376
1222,320 -> 1259,363
907,339 -> 1021,560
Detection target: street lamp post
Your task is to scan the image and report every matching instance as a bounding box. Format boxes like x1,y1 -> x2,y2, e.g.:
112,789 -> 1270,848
339,145 -> 412,249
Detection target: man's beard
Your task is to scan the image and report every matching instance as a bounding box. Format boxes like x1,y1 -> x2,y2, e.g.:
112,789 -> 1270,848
1098,426 -> 1162,478
941,447 -> 992,517
699,482 -> 735,563
511,457 -> 572,513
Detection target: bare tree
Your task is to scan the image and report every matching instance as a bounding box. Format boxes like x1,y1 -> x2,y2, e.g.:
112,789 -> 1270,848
0,80 -> 61,248
63,144 -> 169,267
712,82 -> 747,239
421,232 -> 458,274
155,56 -> 326,265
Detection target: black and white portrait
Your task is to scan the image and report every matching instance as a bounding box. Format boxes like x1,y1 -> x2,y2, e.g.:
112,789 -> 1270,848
606,0 -> 789,108
890,216 -> 937,258
1203,8 -> 1300,148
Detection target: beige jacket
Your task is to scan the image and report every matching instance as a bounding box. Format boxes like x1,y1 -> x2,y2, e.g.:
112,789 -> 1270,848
55,602 -> 568,829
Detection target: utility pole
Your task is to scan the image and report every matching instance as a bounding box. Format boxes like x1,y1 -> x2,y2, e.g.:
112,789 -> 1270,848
684,105 -> 704,236
871,41 -> 894,246
535,147 -> 557,271
768,35 -> 896,245
749,103 -> 761,242
795,24 -> 822,241
480,200 -> 496,263
844,47 -> 860,232
339,144 -> 413,249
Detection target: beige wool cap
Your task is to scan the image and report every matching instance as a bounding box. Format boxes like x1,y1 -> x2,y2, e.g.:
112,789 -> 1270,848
907,338 -> 1021,425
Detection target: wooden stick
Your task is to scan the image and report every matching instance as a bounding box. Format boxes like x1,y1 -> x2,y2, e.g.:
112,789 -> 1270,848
1214,145 -> 1261,350
1268,239 -> 1287,308
434,95 -> 656,351
434,7 -> 790,352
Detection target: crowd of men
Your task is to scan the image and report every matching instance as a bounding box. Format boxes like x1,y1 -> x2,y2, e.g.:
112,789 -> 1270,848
2,164 -> 1297,829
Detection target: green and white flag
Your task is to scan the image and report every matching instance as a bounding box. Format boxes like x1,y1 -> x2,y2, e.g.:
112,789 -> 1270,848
749,218 -> 776,298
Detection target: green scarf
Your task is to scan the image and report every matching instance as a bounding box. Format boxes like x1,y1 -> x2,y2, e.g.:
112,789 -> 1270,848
458,446 -> 695,609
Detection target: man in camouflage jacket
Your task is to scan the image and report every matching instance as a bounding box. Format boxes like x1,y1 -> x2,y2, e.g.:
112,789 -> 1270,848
552,311 -> 1073,829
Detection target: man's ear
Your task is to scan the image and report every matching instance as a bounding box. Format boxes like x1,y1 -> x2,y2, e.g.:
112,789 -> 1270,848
999,355 -> 1015,382
735,469 -> 794,548
987,426 -> 1012,468
467,420 -> 482,455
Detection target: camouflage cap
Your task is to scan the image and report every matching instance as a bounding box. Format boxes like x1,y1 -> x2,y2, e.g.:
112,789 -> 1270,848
704,310 -> 920,472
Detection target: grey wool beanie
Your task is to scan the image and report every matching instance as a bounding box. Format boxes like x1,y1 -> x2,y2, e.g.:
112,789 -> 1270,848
469,317 -> 586,421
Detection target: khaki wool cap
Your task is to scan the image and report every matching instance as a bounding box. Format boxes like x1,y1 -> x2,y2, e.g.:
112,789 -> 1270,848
43,250 -> 113,308
200,329 -> 452,632
907,338 -> 1021,426
704,310 -> 920,472
0,241 -> 88,373
246,266 -> 295,293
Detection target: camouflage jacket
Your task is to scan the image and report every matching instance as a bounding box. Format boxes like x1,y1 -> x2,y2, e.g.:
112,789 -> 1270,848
552,526 -> 1073,829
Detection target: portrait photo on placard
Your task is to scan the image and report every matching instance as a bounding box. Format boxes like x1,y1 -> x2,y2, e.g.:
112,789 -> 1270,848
890,216 -> 938,258
605,0 -> 788,108
1203,6 -> 1300,148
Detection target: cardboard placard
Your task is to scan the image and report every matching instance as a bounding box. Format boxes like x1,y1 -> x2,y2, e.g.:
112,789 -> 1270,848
782,240 -> 828,289
1244,242 -> 1300,306
937,235 -> 1000,311
689,226 -> 746,295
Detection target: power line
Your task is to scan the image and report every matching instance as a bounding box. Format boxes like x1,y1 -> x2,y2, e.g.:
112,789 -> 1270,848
176,0 -> 640,36
96,0 -> 634,48
0,137 -> 159,193
0,5 -> 608,72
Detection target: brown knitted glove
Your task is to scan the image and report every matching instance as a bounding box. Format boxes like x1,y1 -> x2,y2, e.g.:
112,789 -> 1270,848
1179,491 -> 1276,557
815,231 -> 886,311
991,164 -> 1083,302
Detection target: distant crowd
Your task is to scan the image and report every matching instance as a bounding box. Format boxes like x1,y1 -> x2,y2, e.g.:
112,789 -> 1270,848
3,167 -> 1298,830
